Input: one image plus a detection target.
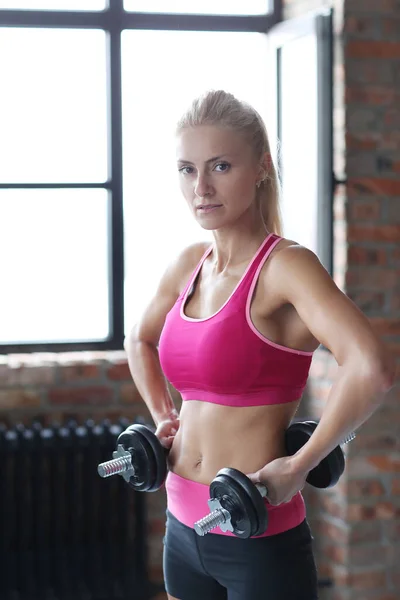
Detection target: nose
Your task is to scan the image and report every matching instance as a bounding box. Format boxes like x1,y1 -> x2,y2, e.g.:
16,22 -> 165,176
194,172 -> 213,199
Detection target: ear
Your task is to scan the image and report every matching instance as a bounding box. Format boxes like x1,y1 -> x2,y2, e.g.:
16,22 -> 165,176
258,152 -> 272,180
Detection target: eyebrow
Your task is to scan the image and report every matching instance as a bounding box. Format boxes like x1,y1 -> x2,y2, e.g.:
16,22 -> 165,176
177,155 -> 232,165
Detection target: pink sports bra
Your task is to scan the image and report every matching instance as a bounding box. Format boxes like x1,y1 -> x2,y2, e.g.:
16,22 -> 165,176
158,233 -> 314,407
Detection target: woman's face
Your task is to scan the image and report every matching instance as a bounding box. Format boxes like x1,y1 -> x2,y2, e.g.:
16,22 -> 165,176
176,125 -> 260,230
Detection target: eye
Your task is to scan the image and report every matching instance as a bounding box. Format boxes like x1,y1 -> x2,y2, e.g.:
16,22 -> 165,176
178,165 -> 194,175
214,162 -> 230,173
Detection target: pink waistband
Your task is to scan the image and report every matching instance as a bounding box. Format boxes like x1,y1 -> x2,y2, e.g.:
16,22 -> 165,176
165,471 -> 306,538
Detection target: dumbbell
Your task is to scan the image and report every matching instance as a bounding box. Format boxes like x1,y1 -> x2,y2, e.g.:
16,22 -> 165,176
97,423 -> 168,492
194,420 -> 355,538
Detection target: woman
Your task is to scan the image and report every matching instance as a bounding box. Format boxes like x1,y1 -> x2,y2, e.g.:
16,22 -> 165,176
124,90 -> 394,600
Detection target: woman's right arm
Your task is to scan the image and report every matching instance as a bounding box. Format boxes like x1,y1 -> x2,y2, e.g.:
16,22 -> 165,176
123,243 -> 208,427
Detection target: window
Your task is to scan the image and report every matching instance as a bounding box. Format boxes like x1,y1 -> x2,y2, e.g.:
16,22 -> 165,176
124,0 -> 271,15
0,189 -> 110,344
268,9 -> 334,274
0,28 -> 108,184
0,1 -> 105,9
0,2 -> 282,353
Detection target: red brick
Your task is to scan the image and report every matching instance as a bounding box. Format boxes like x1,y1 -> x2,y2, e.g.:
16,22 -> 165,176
347,291 -> 386,312
369,317 -> 400,336
48,386 -> 114,405
324,544 -> 347,565
349,544 -> 390,567
375,502 -> 398,519
344,16 -> 378,37
346,268 -> 399,290
347,503 -> 376,521
346,0 -> 399,10
392,477 -> 400,495
348,224 -> 400,243
384,109 -> 400,128
3,365 -> 56,387
368,455 -> 400,472
346,86 -> 396,106
0,388 -> 42,410
106,363 -> 132,381
346,133 -> 379,150
349,520 -> 382,544
346,40 -> 400,59
59,364 -> 101,382
382,17 -> 400,37
348,245 -> 387,265
314,519 -> 349,544
390,248 -> 400,266
349,569 -> 386,590
348,478 -> 385,498
351,433 -> 398,452
348,198 -> 383,220
120,383 -> 143,404
348,178 -> 400,197
320,495 -> 347,520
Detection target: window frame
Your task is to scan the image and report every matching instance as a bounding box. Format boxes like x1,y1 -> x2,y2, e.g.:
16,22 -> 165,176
268,8 -> 334,275
0,0 -> 282,354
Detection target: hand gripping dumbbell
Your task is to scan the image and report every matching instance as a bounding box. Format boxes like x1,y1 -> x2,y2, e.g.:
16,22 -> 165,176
97,424 -> 168,492
194,420 -> 355,538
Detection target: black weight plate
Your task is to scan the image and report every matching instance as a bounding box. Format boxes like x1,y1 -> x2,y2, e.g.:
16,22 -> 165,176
286,420 -> 345,488
128,424 -> 168,492
117,426 -> 158,491
219,468 -> 268,536
285,421 -> 317,456
307,446 -> 345,489
210,470 -> 258,539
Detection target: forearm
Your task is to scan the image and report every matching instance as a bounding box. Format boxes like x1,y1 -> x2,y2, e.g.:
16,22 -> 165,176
291,361 -> 392,474
124,337 -> 178,426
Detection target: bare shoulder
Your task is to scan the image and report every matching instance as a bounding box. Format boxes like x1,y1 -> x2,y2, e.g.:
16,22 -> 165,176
269,238 -> 328,280
265,238 -> 391,369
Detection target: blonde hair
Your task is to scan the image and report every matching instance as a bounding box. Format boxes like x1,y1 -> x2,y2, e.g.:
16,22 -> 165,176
176,89 -> 283,236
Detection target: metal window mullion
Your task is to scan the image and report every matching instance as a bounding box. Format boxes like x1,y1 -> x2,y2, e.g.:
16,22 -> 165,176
0,10 -> 278,33
107,8 -> 125,347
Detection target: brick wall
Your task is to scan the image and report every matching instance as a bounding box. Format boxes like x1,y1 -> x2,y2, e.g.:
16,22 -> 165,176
283,0 -> 400,599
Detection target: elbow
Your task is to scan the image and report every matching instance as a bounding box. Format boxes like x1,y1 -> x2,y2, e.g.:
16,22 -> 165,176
363,349 -> 397,394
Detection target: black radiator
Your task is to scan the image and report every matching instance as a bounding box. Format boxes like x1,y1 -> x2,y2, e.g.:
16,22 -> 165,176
0,418 -> 155,600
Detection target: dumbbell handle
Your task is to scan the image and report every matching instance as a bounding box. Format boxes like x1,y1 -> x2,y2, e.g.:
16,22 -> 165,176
194,483 -> 268,536
98,444 -> 135,482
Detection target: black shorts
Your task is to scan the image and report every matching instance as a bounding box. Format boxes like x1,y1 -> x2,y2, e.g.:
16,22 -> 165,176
163,509 -> 319,600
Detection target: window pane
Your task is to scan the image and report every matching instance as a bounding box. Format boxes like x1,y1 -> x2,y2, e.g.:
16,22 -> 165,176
124,0 -> 269,15
0,189 -> 110,344
280,35 -> 318,255
0,29 -> 108,184
0,1 -> 105,9
122,30 -> 270,332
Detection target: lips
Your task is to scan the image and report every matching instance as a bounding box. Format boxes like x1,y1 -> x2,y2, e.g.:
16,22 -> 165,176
197,204 -> 222,209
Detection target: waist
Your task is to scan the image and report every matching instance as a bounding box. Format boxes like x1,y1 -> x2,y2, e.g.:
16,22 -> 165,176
164,471 -> 306,538
180,387 -> 305,406
167,400 -> 301,483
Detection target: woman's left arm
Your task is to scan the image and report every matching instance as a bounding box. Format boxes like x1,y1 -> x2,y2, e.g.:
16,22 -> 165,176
247,245 -> 396,503
274,244 -> 396,473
